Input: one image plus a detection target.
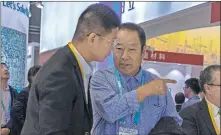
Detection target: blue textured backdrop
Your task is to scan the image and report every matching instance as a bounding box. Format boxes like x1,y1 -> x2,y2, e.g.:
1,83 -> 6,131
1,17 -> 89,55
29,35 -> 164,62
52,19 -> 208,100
1,26 -> 26,92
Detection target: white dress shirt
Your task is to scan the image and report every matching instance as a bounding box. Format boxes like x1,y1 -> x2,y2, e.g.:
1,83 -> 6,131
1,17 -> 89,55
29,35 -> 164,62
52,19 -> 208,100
73,46 -> 93,104
206,99 -> 220,132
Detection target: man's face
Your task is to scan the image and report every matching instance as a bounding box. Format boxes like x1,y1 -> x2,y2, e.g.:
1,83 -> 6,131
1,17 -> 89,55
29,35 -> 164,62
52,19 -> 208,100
113,29 -> 143,76
88,28 -> 118,62
183,86 -> 191,98
0,64 -> 9,80
205,70 -> 220,107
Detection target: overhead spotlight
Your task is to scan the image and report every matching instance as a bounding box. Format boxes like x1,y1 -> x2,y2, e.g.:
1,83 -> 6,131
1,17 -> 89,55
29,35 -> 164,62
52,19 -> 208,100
36,2 -> 44,9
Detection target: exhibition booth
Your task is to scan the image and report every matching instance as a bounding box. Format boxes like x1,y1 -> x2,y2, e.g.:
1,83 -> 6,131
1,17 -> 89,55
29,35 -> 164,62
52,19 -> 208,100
39,2 -> 208,65
38,2 -> 220,99
139,2 -> 220,97
142,49 -> 204,98
1,2 -> 30,91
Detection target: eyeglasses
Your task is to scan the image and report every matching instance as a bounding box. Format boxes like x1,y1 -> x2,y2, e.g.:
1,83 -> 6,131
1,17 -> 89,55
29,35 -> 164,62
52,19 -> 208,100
1,64 -> 9,70
183,86 -> 188,90
87,33 -> 117,47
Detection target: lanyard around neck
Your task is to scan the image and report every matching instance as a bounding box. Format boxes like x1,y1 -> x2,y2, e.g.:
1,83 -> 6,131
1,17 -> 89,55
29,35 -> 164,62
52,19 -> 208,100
206,100 -> 220,134
115,68 -> 144,126
1,93 -> 11,113
68,42 -> 84,78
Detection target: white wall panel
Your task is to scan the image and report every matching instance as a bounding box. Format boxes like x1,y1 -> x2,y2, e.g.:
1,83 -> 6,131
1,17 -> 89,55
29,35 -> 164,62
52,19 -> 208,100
40,2 -> 98,53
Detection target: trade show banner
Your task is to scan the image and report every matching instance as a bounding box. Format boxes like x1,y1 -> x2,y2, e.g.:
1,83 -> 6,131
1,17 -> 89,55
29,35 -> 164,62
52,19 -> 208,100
211,2 -> 220,23
143,50 -> 204,66
1,2 -> 30,92
147,26 -> 220,66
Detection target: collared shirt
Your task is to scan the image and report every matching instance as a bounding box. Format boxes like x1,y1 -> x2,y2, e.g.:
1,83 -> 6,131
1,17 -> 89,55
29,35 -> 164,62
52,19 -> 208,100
206,98 -> 220,132
90,67 -> 182,135
73,46 -> 92,104
1,86 -> 11,126
181,95 -> 200,110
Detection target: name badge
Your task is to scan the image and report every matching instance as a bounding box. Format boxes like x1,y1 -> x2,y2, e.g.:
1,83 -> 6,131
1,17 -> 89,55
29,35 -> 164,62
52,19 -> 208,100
119,127 -> 138,135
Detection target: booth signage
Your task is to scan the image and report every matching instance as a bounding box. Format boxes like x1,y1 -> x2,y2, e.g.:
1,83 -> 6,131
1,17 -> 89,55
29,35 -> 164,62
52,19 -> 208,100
143,50 -> 204,65
211,2 -> 220,23
2,1 -> 30,18
122,1 -> 135,13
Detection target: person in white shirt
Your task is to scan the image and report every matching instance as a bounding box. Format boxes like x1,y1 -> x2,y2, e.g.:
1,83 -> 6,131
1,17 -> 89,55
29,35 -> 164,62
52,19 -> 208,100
180,64 -> 220,135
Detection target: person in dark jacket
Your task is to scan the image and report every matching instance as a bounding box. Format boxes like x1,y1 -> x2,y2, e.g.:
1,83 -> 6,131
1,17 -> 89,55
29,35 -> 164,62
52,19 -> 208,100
11,65 -> 41,135
175,92 -> 185,112
149,117 -> 187,135
1,62 -> 18,135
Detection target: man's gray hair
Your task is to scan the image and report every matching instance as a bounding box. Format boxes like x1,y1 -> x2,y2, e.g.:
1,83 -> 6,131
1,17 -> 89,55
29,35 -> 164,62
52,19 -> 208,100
199,65 -> 220,92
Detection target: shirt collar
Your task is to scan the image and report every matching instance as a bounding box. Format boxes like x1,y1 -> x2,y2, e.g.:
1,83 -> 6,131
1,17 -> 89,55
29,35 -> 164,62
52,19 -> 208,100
73,46 -> 92,77
189,95 -> 200,100
120,68 -> 143,83
206,98 -> 220,116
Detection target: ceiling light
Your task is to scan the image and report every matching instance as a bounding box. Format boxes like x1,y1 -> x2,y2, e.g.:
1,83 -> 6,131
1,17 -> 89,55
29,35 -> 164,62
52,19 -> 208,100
36,2 -> 44,9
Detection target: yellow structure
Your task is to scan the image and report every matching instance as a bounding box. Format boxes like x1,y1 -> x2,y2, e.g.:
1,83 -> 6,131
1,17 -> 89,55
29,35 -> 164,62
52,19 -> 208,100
147,26 -> 220,65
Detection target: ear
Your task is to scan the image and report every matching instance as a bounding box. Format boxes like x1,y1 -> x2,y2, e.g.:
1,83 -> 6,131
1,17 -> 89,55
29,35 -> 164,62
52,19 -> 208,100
87,33 -> 97,46
204,84 -> 210,93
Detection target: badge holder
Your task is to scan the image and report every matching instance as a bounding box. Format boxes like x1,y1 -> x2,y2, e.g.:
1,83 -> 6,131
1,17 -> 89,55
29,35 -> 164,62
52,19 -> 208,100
119,120 -> 138,135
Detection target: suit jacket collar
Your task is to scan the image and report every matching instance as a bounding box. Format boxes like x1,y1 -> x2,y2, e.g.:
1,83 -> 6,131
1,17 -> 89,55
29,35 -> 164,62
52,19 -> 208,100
63,45 -> 92,119
199,98 -> 216,134
64,45 -> 79,67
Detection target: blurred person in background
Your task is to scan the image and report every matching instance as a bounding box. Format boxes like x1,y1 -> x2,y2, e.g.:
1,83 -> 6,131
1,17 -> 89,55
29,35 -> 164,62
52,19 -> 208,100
11,65 -> 41,135
175,92 -> 185,112
180,65 -> 220,135
0,63 -> 18,135
182,78 -> 201,110
21,3 -> 121,135
90,23 -> 182,135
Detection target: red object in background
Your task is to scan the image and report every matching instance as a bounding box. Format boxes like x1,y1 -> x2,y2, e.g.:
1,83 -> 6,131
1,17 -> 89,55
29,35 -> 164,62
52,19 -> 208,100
211,2 -> 220,23
39,49 -> 57,64
143,50 -> 204,66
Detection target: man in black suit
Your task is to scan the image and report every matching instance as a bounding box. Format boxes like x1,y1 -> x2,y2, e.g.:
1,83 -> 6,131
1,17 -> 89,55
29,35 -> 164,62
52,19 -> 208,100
180,65 -> 220,135
21,4 -> 120,135
11,65 -> 41,135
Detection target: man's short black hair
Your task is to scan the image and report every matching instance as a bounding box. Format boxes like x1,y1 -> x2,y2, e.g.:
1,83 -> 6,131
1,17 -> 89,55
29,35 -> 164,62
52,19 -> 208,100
199,64 -> 220,92
1,62 -> 9,69
185,78 -> 201,94
73,3 -> 121,40
175,92 -> 185,104
118,22 -> 146,50
28,65 -> 41,85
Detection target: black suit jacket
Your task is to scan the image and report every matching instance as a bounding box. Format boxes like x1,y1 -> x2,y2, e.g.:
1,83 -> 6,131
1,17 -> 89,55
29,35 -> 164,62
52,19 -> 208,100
179,98 -> 217,135
2,86 -> 18,134
11,86 -> 30,135
21,45 -> 93,135
149,117 -> 187,135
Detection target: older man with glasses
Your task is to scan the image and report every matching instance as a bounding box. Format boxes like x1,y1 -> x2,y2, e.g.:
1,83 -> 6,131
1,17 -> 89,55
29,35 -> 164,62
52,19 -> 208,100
180,64 -> 221,135
90,23 -> 182,135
